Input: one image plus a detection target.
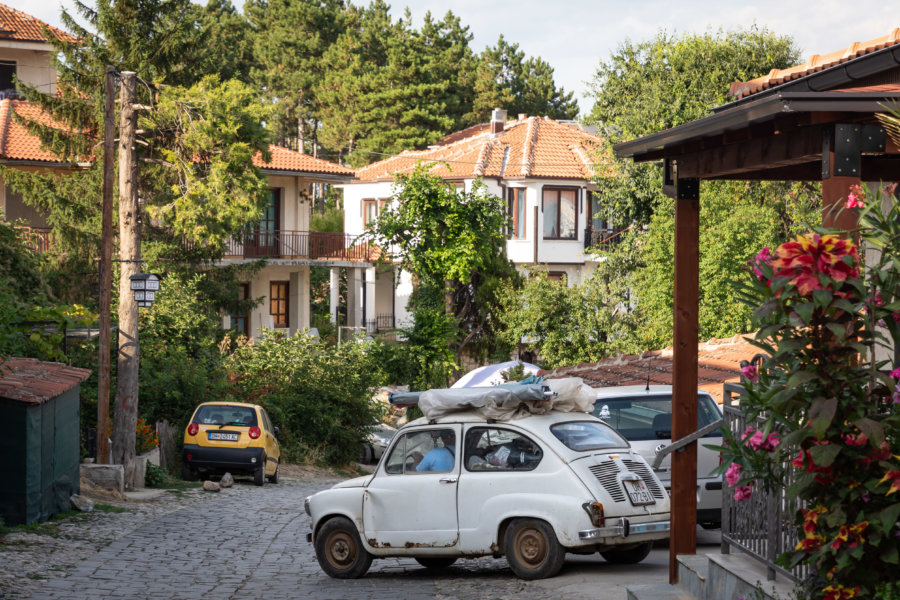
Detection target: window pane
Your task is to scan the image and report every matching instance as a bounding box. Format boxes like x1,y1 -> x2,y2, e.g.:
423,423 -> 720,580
550,421 -> 628,451
464,427 -> 542,471
560,190 -> 576,239
543,191 -> 558,238
516,190 -> 526,238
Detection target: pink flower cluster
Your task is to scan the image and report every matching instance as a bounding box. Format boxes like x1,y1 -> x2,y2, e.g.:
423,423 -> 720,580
742,426 -> 780,451
741,364 -> 758,383
733,485 -> 753,502
845,184 -> 865,209
751,247 -> 771,282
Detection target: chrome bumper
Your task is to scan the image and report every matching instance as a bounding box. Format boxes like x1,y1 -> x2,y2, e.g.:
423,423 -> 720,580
578,517 -> 670,540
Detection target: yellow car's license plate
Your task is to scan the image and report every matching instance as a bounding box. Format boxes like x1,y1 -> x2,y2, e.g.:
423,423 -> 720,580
208,431 -> 239,441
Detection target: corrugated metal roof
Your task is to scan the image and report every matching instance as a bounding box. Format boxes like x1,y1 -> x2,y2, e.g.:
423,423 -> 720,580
0,358 -> 92,405
539,335 -> 763,403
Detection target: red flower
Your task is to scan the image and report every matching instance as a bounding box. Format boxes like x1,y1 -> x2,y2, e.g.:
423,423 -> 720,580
770,233 -> 860,297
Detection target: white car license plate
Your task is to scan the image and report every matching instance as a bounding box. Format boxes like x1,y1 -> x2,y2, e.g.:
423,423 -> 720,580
625,479 -> 655,505
209,431 -> 239,442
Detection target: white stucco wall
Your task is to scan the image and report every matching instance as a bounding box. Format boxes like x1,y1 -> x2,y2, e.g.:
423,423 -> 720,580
0,44 -> 57,94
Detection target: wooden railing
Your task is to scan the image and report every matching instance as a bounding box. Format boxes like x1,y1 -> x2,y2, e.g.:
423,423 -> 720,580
224,231 -> 378,262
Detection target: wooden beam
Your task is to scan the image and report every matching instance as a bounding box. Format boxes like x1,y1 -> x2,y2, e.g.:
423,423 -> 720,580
676,126 -> 825,179
670,177 -> 700,584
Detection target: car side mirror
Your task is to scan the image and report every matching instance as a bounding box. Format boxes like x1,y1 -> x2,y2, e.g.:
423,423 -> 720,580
274,426 -> 280,438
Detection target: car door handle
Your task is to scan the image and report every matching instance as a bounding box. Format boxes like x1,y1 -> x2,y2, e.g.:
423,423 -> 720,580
439,477 -> 458,484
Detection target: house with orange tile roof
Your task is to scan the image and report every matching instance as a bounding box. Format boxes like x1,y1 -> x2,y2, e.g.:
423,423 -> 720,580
337,109 -> 610,332
0,5 -> 362,340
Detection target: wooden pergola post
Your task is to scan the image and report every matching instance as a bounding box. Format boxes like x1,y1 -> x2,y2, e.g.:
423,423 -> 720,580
670,175 -> 700,583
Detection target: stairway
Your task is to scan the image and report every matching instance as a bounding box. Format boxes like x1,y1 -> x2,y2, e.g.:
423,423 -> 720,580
626,553 -> 796,600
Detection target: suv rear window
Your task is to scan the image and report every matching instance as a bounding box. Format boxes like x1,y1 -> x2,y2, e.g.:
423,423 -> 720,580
591,393 -> 720,441
195,405 -> 258,427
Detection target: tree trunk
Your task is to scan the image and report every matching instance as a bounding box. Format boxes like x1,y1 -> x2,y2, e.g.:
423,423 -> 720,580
297,113 -> 305,154
112,72 -> 140,490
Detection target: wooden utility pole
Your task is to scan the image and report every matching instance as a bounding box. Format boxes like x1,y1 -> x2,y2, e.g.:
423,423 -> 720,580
111,71 -> 140,489
96,66 -> 116,464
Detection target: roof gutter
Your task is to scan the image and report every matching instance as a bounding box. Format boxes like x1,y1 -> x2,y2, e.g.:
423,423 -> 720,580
720,43 -> 900,111
614,91 -> 900,161
258,169 -> 355,183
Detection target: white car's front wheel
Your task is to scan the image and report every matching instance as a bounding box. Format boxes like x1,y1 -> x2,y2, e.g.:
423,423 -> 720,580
504,518 -> 566,580
315,517 -> 373,579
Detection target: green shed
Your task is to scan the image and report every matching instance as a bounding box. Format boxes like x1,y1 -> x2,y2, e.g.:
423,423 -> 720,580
0,358 -> 91,526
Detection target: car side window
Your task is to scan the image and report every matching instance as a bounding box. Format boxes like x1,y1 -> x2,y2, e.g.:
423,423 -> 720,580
384,429 -> 455,474
464,427 -> 542,471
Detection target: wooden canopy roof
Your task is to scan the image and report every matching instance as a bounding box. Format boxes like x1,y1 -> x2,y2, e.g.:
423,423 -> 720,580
614,43 -> 900,182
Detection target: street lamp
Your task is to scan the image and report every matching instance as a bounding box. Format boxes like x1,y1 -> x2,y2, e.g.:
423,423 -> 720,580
129,273 -> 161,308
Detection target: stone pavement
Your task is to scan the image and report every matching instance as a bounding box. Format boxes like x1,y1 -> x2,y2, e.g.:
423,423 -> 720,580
11,476 -> 719,600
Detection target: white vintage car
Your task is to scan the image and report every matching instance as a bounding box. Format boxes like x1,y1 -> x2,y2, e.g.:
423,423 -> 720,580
304,382 -> 671,580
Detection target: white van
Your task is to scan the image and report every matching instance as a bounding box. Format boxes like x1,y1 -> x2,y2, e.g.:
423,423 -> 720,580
591,385 -> 723,529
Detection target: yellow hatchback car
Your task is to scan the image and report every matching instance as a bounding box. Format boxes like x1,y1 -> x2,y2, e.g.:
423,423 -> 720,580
182,402 -> 281,486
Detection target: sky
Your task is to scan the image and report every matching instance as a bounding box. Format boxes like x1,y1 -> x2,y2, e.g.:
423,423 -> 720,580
10,0 -> 900,115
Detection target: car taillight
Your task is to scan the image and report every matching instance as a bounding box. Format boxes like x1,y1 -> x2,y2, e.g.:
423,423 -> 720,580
582,502 -> 605,527
248,426 -> 261,439
187,423 -> 199,436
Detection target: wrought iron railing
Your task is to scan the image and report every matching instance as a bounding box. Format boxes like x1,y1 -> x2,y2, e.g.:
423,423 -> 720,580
224,231 -> 377,262
365,314 -> 395,334
721,382 -> 809,584
584,225 -> 630,251
16,226 -> 54,253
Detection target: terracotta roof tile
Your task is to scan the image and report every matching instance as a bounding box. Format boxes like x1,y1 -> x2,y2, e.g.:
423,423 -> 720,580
0,358 -> 91,405
0,102 -> 353,177
353,116 -> 609,183
0,99 -> 69,163
252,145 -> 354,177
538,335 -> 764,403
0,3 -> 78,44
730,28 -> 900,100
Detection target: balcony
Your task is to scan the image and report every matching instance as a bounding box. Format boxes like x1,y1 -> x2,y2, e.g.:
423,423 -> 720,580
224,231 -> 378,263
17,227 -> 54,253
584,225 -> 631,251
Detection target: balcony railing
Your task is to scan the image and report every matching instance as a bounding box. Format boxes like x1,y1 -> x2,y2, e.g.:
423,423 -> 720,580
17,227 -> 55,253
584,225 -> 632,251
224,231 -> 378,262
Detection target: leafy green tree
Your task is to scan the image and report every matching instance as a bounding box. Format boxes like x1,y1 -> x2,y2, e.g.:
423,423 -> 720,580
369,166 -> 515,377
581,28 -> 821,351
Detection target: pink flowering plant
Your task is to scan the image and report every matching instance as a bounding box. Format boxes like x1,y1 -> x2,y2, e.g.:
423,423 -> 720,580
715,183 -> 900,599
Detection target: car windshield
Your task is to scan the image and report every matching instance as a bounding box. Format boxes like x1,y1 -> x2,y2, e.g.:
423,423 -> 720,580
550,421 -> 628,452
591,393 -> 721,441
195,405 -> 258,427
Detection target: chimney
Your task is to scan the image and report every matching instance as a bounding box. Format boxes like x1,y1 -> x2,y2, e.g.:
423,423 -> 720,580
518,113 -> 527,121
490,108 -> 507,134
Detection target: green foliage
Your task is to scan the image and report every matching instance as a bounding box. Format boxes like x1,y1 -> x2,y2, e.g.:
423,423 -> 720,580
718,183 -> 900,599
579,28 -> 820,352
588,27 -> 801,228
228,330 -> 385,465
138,273 -> 230,431
370,166 -> 515,365
147,75 -> 272,245
495,265 -> 639,369
144,462 -> 168,488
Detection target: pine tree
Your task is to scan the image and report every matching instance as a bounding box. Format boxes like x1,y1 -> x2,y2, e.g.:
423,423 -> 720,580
246,0 -> 345,152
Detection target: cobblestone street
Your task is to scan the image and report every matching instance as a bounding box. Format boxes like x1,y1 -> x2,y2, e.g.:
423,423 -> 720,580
4,473 -> 717,600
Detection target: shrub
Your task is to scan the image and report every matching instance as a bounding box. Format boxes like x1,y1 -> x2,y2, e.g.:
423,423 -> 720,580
228,330 -> 385,465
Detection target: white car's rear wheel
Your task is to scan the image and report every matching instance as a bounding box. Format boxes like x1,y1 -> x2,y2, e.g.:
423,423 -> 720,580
504,518 -> 565,579
315,517 -> 372,579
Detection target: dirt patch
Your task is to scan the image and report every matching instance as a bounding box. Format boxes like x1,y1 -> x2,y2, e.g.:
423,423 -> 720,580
279,462 -> 372,482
